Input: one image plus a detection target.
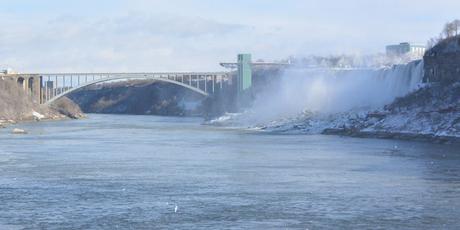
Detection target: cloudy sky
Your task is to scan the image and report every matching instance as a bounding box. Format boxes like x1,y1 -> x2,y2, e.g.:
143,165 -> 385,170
0,0 -> 459,72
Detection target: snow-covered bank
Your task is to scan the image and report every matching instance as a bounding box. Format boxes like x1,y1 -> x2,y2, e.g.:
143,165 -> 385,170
323,82 -> 460,143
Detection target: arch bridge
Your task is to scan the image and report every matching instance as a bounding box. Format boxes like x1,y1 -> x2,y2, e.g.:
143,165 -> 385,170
8,72 -> 230,104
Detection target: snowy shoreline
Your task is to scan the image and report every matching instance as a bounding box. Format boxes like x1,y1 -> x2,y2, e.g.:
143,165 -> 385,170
323,128 -> 460,144
209,81 -> 460,144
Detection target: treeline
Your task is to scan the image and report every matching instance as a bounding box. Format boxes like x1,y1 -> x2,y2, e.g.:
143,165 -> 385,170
428,19 -> 460,48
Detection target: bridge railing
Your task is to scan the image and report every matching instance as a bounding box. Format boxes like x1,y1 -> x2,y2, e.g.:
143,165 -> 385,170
38,72 -> 230,104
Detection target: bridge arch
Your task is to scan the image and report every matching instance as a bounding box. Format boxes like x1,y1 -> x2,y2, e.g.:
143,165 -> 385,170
28,77 -> 35,95
17,77 -> 25,89
45,76 -> 209,105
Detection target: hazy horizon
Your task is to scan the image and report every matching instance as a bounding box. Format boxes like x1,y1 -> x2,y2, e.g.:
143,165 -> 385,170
1,0 -> 459,72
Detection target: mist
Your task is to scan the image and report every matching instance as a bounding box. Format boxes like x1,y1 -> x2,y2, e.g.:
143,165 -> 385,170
247,60 -> 424,124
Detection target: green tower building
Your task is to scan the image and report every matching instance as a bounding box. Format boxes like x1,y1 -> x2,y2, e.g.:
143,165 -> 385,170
236,53 -> 253,108
237,54 -> 252,93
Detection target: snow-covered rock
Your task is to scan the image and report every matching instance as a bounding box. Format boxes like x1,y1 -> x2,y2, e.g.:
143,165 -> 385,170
12,128 -> 27,134
324,83 -> 460,143
32,110 -> 45,120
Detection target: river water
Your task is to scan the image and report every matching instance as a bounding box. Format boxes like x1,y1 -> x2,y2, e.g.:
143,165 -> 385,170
0,114 -> 459,229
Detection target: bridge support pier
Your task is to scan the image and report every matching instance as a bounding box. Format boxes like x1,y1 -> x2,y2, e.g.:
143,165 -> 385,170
2,74 -> 42,103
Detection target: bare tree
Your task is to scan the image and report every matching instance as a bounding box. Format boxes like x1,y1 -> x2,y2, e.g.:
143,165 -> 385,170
443,20 -> 460,38
443,22 -> 455,38
427,37 -> 440,49
453,19 -> 460,36
427,19 -> 460,48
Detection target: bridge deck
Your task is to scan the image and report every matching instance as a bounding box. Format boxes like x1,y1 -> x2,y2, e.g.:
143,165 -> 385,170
27,72 -> 229,104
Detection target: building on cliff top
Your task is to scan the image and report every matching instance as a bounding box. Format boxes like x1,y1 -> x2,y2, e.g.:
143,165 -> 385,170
423,35 -> 460,83
386,42 -> 426,58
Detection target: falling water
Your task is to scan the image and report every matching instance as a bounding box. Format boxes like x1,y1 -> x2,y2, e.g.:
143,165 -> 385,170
210,60 -> 424,128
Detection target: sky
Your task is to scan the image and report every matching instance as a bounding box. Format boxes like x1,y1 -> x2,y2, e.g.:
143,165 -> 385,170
0,0 -> 459,72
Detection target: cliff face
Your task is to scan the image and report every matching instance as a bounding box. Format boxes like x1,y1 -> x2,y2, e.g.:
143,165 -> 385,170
424,35 -> 460,83
0,78 -> 84,126
0,78 -> 39,121
68,80 -> 206,116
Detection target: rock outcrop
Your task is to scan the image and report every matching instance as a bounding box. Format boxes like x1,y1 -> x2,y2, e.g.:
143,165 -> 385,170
50,97 -> 86,119
12,128 -> 27,134
424,35 -> 460,83
0,78 -> 85,126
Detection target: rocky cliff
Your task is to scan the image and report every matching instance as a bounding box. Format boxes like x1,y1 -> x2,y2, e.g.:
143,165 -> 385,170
0,78 -> 84,127
68,80 -> 207,116
424,35 -> 460,83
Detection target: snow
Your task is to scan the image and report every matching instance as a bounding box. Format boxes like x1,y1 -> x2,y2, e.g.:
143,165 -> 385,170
208,61 -> 460,142
32,111 -> 45,120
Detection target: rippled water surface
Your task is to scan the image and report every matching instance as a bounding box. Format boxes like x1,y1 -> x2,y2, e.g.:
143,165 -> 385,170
0,114 -> 459,229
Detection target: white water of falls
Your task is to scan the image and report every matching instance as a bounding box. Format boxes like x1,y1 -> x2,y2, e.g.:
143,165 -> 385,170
251,60 -> 423,121
209,60 -> 424,128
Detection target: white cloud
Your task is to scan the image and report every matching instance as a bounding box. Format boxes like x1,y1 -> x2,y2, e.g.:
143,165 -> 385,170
0,0 -> 459,72
0,13 -> 255,72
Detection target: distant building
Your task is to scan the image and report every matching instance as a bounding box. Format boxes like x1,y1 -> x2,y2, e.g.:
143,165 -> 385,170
386,42 -> 426,57
1,68 -> 18,75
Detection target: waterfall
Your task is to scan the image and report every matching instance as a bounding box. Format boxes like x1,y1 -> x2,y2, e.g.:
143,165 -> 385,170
251,60 -> 424,118
372,60 -> 424,104
209,60 -> 424,127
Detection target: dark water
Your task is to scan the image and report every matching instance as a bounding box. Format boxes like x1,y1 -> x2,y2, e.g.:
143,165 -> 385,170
0,114 -> 459,229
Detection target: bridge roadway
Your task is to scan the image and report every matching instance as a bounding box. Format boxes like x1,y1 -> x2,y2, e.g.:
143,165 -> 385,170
34,72 -> 229,104
6,67 -> 374,104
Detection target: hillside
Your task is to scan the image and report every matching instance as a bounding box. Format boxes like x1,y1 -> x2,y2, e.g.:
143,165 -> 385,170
0,78 -> 84,127
68,80 -> 207,116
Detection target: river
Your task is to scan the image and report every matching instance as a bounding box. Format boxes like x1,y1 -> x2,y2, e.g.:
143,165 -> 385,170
0,114 -> 459,229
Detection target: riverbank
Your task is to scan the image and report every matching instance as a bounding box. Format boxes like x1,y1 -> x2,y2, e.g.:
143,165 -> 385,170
223,78 -> 460,144
0,78 -> 85,129
268,81 -> 460,144
323,82 -> 460,144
